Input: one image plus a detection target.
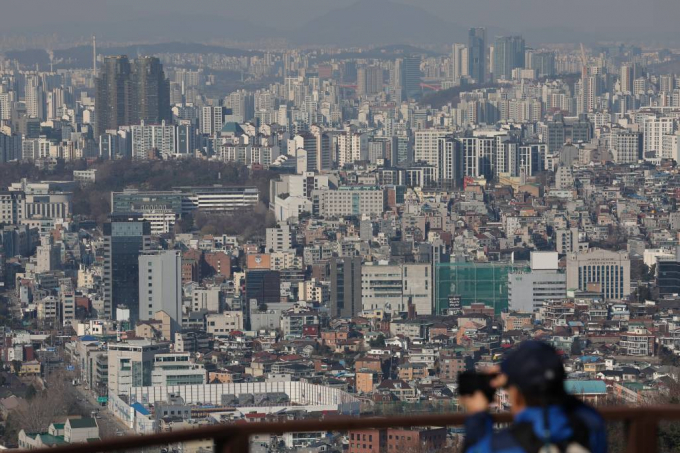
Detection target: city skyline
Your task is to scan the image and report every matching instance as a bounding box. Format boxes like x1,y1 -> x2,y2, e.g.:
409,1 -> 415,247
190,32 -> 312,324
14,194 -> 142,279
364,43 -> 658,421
1,4 -> 680,452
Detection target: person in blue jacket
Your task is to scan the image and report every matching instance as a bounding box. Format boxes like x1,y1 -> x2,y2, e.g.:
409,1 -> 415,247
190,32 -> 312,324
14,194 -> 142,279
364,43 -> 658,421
460,341 -> 607,453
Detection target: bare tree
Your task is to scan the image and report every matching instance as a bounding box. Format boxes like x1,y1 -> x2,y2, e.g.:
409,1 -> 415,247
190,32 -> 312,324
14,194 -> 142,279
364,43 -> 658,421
8,370 -> 78,435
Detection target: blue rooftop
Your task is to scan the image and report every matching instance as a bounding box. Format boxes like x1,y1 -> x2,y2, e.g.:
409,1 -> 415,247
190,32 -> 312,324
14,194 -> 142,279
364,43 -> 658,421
131,402 -> 150,416
578,356 -> 601,363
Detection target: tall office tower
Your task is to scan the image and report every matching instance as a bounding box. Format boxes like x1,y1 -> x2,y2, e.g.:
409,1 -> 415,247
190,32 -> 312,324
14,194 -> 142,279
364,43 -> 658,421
102,213 -> 151,320
330,256 -> 362,318
0,131 -> 22,163
530,51 -> 555,78
138,250 -> 181,334
395,135 -> 412,166
401,55 -> 422,100
468,27 -> 487,84
108,341 -> 168,397
176,123 -> 195,155
245,270 -> 281,307
658,246 -> 680,296
620,64 -> 634,94
132,56 -> 171,125
24,75 -> 44,121
95,56 -> 133,137
452,43 -> 468,81
357,66 -> 383,96
493,36 -> 525,81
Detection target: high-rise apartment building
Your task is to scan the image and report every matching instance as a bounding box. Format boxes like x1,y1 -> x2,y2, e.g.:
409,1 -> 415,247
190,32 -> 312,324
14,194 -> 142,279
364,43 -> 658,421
414,130 -> 449,167
95,56 -> 171,137
200,106 -> 228,136
132,56 -> 172,126
95,56 -> 133,137
437,136 -> 464,188
451,44 -> 468,82
357,66 -> 383,96
24,75 -> 45,121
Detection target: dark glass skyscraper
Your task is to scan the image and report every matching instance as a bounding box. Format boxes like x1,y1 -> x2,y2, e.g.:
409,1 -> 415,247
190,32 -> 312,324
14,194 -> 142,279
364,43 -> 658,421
658,247 -> 680,296
245,270 -> 281,307
493,36 -> 525,81
95,55 -> 171,137
95,56 -> 132,137
401,55 -> 422,100
330,256 -> 362,318
103,213 -> 151,320
132,56 -> 171,125
468,27 -> 487,84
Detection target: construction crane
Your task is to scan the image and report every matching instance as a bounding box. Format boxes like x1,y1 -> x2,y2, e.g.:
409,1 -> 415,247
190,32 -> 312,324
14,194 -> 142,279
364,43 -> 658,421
580,43 -> 588,77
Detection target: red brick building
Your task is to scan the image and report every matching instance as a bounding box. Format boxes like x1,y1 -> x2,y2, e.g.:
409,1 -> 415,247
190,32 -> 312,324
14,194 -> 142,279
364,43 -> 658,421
348,429 -> 386,453
387,427 -> 447,452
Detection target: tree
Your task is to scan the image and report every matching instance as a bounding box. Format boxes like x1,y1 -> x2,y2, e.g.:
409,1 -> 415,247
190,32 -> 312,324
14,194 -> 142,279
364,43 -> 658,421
25,384 -> 37,400
369,335 -> 386,348
9,370 -> 77,438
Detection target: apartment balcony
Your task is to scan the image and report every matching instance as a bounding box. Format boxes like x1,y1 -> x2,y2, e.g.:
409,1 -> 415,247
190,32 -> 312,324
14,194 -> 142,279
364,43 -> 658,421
23,405 -> 680,453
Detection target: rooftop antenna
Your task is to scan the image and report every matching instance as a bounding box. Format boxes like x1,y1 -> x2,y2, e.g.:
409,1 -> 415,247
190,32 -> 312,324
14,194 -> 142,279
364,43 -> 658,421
92,35 -> 97,76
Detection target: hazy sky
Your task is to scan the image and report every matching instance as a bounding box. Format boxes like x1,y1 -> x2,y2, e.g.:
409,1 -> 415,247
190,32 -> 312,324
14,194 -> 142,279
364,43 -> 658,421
0,0 -> 678,45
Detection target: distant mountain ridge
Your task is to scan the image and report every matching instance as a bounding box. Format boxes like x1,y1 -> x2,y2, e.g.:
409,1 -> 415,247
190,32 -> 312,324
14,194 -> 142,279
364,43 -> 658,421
289,0 -> 465,46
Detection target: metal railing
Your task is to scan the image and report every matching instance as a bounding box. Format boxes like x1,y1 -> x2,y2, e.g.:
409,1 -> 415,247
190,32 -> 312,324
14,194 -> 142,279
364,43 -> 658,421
22,405 -> 680,453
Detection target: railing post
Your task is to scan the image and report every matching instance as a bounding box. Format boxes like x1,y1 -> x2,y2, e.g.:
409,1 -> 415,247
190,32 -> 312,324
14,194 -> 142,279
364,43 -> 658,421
626,416 -> 658,453
224,434 -> 249,453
